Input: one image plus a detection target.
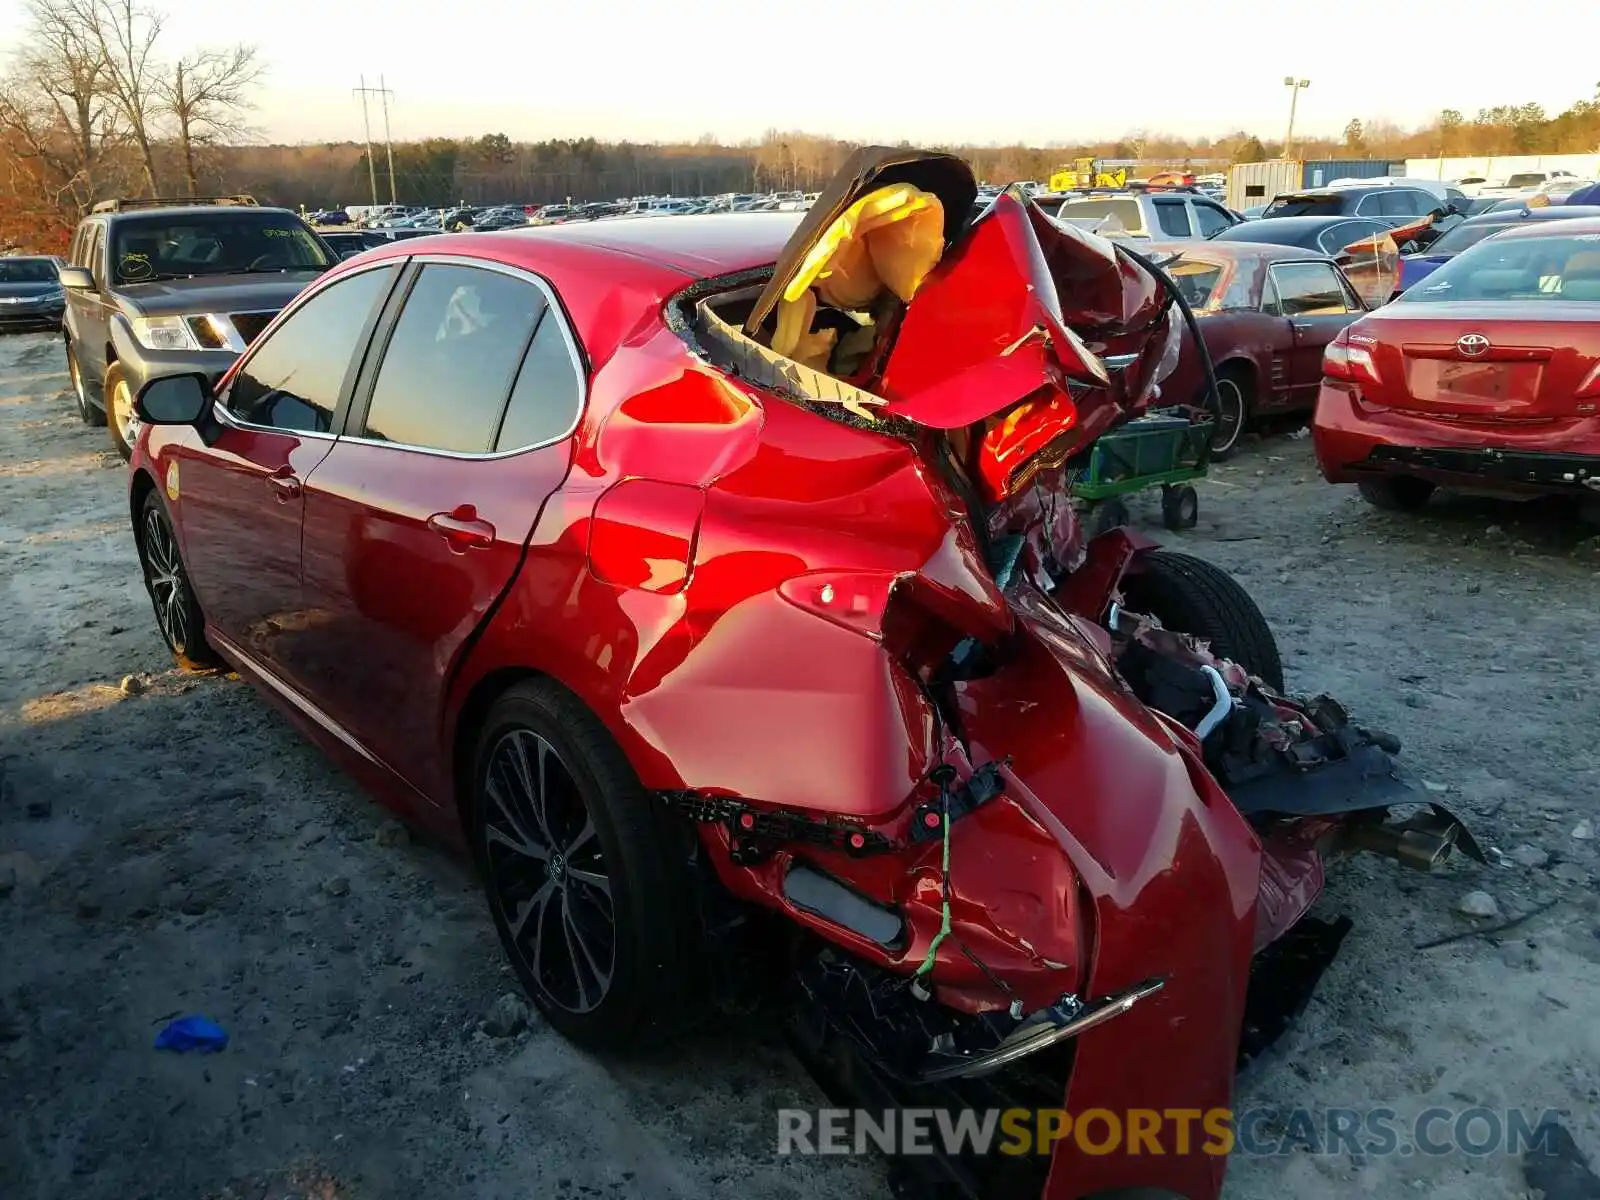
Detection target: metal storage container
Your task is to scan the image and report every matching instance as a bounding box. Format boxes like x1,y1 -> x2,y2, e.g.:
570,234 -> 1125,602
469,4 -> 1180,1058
1300,159 -> 1403,188
1227,161 -> 1301,211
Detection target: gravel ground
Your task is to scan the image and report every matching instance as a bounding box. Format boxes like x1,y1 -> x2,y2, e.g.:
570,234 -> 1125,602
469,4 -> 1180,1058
2,329 -> 1598,1200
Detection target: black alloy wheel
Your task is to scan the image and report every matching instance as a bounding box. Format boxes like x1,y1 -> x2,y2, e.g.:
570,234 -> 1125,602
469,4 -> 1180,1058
481,728 -> 616,1015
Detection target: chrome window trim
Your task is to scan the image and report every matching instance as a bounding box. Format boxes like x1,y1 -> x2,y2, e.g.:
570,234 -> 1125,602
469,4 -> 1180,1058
338,253 -> 589,461
213,258 -> 399,437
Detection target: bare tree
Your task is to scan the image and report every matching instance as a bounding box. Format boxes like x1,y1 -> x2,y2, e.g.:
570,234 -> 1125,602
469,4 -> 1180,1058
66,0 -> 164,192
159,44 -> 261,195
0,0 -> 130,246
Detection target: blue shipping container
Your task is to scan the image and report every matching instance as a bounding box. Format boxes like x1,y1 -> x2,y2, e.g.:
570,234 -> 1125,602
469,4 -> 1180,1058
1300,160 -> 1404,188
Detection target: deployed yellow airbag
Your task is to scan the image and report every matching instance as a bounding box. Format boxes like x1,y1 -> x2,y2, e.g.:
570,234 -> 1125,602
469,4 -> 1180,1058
771,288 -> 841,371
782,184 -> 945,310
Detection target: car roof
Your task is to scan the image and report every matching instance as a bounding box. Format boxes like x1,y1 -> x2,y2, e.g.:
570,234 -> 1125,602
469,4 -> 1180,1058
101,205 -> 299,221
1475,213 -> 1600,241
1462,205 -> 1600,225
487,212 -> 802,276
1148,239 -> 1327,264
1220,215 -> 1373,232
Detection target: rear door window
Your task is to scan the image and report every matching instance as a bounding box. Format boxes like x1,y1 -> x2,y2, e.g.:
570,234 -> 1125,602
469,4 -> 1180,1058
1380,190 -> 1428,217
360,263 -> 545,453
1153,199 -> 1192,237
1267,262 -> 1359,316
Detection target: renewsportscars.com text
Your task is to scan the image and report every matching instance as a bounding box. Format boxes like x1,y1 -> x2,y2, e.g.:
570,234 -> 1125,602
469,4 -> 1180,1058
777,1106 -> 1569,1159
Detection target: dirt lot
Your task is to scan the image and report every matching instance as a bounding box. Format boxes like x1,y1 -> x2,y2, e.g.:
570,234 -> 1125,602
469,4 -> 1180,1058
2,328 -> 1598,1200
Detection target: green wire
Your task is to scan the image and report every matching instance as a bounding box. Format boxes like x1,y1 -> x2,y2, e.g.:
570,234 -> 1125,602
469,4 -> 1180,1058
914,797 -> 953,979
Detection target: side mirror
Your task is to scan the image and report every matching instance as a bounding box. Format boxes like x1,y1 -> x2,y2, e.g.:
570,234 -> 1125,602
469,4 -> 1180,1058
135,372 -> 213,425
58,266 -> 94,290
340,248 -> 363,260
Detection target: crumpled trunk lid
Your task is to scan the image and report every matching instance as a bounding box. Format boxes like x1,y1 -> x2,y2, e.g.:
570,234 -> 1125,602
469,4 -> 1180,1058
722,147 -> 1183,507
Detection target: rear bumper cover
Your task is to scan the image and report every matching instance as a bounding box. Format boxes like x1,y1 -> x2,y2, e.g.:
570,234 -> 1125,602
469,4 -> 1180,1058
1314,384 -> 1600,495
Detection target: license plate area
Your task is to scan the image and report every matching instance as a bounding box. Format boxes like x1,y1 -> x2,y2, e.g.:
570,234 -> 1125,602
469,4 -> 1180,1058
1404,358 -> 1541,407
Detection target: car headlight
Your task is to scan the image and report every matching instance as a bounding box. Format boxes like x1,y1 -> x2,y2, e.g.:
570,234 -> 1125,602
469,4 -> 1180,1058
130,315 -> 201,352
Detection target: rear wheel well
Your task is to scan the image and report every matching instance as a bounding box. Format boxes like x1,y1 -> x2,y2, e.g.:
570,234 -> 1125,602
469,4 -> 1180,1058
450,666 -> 548,835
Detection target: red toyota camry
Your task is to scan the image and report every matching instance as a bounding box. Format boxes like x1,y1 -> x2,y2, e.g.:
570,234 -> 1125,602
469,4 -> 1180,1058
1315,216 -> 1600,511
116,150 -> 1478,1200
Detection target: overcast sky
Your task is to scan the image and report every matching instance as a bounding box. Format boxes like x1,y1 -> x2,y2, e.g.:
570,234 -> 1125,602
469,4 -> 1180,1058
2,0 -> 1594,146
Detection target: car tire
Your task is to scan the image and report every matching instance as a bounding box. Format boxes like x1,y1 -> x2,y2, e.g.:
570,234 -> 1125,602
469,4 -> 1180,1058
65,339 -> 104,426
1206,367 -> 1251,460
105,362 -> 137,460
137,489 -> 222,671
1084,497 -> 1131,539
1357,476 -> 1435,512
470,678 -> 702,1053
1121,549 -> 1285,690
1161,484 -> 1199,530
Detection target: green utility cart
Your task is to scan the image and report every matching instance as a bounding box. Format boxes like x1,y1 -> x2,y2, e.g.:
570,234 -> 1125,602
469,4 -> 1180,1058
1070,407 -> 1214,535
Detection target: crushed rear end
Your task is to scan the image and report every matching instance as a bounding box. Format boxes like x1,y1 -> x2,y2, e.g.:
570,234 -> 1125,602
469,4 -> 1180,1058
658,148 -> 1480,1199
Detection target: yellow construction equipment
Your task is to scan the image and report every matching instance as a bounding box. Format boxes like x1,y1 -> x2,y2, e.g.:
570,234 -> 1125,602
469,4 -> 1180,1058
1047,158 -> 1129,192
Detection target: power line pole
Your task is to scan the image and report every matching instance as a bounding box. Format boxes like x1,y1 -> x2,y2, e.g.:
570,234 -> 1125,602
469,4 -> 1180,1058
378,76 -> 397,205
354,75 -> 378,207
354,76 -> 398,205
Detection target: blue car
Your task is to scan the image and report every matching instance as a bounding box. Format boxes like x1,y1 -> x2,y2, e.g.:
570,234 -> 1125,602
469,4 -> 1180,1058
1394,204 -> 1600,297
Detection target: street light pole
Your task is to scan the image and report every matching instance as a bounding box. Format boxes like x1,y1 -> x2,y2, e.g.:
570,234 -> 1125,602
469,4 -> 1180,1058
1283,76 -> 1311,158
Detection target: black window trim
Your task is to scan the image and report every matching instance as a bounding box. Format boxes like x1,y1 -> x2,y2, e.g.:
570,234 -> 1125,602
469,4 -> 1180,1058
339,253 -> 589,461
213,258 -> 404,441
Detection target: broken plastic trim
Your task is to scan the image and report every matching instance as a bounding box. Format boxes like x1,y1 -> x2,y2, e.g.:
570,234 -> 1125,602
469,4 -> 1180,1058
908,761 -> 1007,844
915,978 -> 1166,1084
661,790 -> 896,857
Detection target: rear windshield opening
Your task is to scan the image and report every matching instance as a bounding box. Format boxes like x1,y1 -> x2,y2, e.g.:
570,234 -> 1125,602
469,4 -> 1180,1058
1056,198 -> 1143,234
1264,195 -> 1343,218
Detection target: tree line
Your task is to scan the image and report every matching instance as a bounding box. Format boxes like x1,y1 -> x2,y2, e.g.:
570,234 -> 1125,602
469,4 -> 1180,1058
3,0 -> 1597,253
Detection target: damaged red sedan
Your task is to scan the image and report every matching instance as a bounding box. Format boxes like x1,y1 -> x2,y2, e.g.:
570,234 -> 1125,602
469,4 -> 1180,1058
120,149 -> 1478,1200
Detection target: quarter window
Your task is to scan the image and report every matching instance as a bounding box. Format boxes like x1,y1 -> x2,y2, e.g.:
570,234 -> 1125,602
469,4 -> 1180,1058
225,265 -> 397,432
496,310 -> 583,451
361,264 -> 545,453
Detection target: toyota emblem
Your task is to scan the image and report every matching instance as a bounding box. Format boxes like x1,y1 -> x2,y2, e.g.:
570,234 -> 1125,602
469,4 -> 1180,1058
1456,333 -> 1490,357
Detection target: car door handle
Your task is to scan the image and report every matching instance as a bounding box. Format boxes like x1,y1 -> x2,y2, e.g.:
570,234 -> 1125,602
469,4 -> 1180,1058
427,509 -> 496,551
267,470 -> 302,501
1292,322 -> 1314,331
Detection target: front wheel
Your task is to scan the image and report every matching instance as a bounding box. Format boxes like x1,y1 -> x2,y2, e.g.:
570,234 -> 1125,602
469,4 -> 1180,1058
470,679 -> 701,1052
105,363 -> 138,460
1121,549 -> 1285,690
138,490 -> 221,670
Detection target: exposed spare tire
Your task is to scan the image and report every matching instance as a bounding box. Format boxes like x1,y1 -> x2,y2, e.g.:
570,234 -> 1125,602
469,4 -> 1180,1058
1120,549 -> 1285,690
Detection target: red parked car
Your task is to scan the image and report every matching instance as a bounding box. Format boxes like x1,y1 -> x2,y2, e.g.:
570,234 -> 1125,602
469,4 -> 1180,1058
1316,216 -> 1600,511
1150,241 -> 1368,455
119,150 -> 1476,1200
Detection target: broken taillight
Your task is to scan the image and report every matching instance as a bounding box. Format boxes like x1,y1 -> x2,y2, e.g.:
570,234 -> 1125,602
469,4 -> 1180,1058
1323,326 -> 1380,386
1576,359 -> 1600,401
